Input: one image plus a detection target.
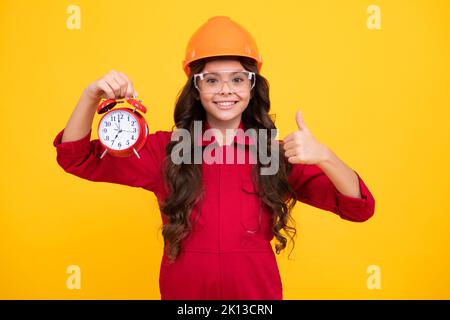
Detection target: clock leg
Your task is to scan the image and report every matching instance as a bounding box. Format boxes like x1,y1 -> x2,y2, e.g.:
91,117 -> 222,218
133,148 -> 141,159
100,149 -> 108,159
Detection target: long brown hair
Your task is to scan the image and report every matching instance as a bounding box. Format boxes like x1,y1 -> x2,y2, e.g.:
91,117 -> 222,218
160,56 -> 298,262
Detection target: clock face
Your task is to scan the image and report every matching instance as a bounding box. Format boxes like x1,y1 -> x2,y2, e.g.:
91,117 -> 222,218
98,110 -> 140,150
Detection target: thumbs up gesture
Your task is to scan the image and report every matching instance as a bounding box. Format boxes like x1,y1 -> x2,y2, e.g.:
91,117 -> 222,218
282,110 -> 331,165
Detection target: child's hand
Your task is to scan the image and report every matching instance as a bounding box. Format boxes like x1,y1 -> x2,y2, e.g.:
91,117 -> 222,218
282,110 -> 330,165
84,70 -> 138,101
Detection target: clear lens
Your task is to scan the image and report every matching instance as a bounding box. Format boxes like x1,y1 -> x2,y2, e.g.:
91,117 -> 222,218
194,71 -> 256,94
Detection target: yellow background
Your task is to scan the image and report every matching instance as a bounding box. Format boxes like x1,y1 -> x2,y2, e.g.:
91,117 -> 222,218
1,0 -> 449,299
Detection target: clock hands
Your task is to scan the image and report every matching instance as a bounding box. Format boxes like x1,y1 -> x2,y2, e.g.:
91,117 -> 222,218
114,129 -> 134,133
111,116 -> 134,147
111,131 -> 120,146
111,124 -> 122,146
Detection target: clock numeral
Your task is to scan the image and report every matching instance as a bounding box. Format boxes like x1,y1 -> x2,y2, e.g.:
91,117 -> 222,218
103,128 -> 107,133
126,140 -> 130,146
133,127 -> 137,133
120,114 -> 124,120
106,121 -> 111,127
131,121 -> 135,126
118,142 -> 122,148
105,136 -> 109,141
127,115 -> 130,121
111,116 -> 116,121
131,135 -> 134,140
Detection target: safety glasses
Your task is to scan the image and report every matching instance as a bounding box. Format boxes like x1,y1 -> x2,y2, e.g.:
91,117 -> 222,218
193,70 -> 256,94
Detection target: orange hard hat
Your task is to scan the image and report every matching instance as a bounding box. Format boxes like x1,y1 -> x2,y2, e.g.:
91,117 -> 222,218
182,16 -> 263,77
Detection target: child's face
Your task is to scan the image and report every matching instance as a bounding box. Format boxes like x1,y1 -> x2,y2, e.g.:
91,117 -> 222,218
198,59 -> 252,125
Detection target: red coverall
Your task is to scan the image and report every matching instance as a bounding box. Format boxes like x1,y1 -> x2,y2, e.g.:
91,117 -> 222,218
53,120 -> 375,300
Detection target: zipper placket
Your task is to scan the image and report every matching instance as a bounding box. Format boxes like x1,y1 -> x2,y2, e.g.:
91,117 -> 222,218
218,161 -> 223,299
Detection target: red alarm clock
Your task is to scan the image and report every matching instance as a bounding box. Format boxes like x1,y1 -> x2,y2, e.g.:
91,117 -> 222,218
96,97 -> 148,159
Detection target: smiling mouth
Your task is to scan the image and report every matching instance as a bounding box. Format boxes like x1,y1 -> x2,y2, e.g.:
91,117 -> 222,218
214,101 -> 238,109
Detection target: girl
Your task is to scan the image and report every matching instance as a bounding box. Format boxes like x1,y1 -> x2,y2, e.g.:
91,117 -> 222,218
53,16 -> 375,300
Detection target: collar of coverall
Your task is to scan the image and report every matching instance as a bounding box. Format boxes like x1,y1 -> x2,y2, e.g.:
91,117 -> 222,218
196,119 -> 256,147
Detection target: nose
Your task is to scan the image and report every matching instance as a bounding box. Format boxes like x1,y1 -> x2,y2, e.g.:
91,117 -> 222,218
218,81 -> 233,94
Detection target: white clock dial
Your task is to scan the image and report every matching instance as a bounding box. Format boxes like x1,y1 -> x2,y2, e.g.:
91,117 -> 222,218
98,110 -> 140,150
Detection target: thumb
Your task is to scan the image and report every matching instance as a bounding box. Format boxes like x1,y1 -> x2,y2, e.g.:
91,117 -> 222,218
296,110 -> 305,131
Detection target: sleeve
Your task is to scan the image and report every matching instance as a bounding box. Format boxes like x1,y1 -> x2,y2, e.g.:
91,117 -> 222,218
53,128 -> 171,193
288,163 -> 376,222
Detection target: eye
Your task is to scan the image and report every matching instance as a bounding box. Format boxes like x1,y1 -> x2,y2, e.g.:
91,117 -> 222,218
232,77 -> 244,83
206,78 -> 218,84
